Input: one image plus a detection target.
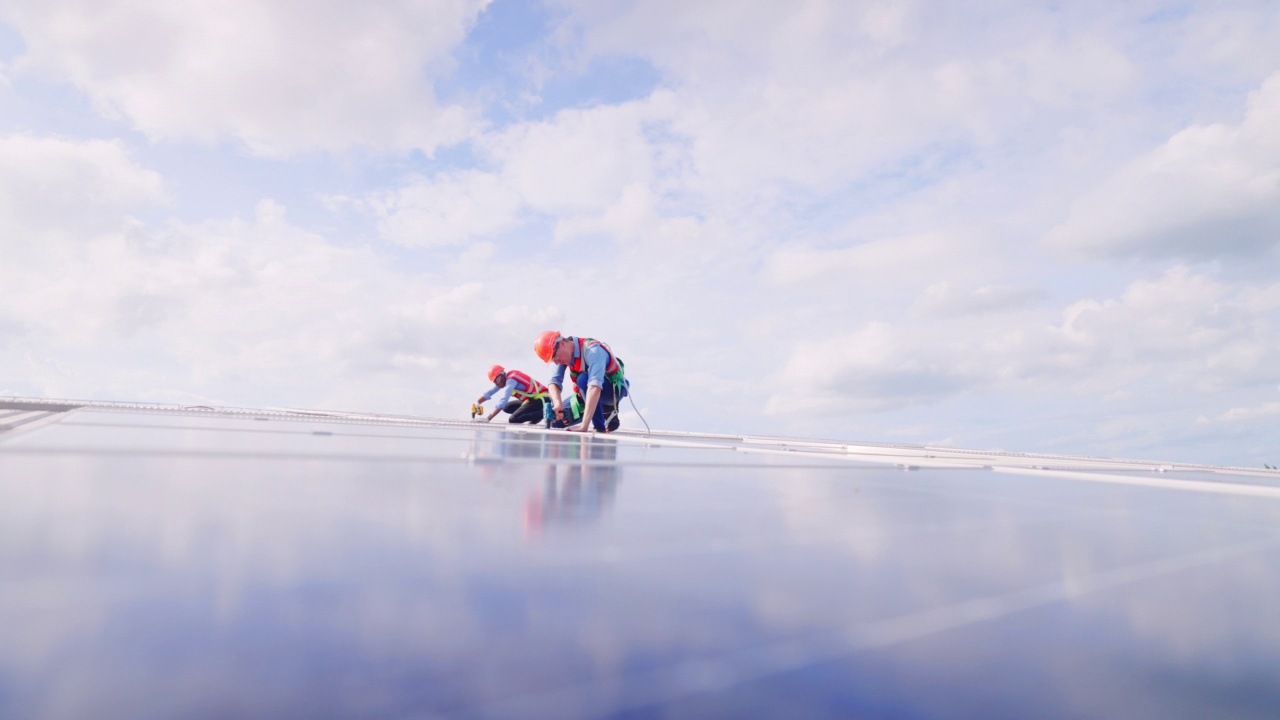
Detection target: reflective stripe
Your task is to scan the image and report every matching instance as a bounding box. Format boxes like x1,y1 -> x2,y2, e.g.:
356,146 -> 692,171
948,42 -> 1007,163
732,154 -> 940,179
505,370 -> 548,400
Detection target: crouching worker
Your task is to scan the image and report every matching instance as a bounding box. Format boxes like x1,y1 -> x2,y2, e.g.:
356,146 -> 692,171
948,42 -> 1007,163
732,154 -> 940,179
534,331 -> 629,433
476,365 -> 548,424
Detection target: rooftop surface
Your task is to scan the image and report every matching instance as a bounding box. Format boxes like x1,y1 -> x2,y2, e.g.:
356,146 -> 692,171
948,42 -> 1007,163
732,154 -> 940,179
2,398 -> 1279,719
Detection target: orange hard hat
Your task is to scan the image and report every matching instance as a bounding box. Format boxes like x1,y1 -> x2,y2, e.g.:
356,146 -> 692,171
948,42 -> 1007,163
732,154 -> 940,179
487,365 -> 505,382
534,330 -> 561,363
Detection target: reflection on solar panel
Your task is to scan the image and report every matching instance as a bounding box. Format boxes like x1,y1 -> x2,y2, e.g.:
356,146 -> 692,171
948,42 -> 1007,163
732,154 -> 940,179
3,397 -> 1280,719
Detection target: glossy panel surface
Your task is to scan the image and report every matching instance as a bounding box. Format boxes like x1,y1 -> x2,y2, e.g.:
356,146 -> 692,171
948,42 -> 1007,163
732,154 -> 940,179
2,409 -> 1279,719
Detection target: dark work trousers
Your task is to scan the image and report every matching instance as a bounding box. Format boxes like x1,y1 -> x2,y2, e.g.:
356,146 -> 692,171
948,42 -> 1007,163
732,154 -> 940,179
573,373 -> 629,431
505,398 -> 547,424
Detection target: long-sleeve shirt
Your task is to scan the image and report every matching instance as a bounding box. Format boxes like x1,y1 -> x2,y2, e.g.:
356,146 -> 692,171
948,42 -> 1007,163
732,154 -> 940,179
549,337 -> 612,391
481,378 -> 520,408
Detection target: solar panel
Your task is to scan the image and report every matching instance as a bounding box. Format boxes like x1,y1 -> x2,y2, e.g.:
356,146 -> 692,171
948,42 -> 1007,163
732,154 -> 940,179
2,398 -> 1279,718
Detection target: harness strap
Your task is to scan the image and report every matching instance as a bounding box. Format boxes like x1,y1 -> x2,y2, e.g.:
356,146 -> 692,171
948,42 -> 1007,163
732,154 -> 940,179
507,370 -> 549,400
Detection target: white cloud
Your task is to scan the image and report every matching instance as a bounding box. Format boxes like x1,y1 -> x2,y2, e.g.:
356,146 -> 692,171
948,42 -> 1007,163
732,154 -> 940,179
0,141 -> 559,410
0,201 -> 521,408
0,0 -> 487,155
1049,71 -> 1280,259
1199,401 -> 1280,424
1039,267 -> 1280,391
0,134 -> 164,241
553,0 -> 1142,203
767,321 -> 979,413
492,304 -> 562,326
767,233 -> 959,287
1169,3 -> 1280,82
910,283 -> 1049,318
769,265 -> 1280,416
363,170 -> 524,247
356,96 -> 678,248
484,97 -> 667,217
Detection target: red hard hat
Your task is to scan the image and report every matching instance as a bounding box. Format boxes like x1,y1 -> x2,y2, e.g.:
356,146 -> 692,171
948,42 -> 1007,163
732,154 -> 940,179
534,330 -> 561,363
487,365 -> 505,382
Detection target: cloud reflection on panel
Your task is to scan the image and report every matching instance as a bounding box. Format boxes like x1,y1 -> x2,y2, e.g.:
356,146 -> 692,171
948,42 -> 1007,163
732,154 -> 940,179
5,433 -> 1280,717
760,469 -> 1280,719
0,453 -> 522,718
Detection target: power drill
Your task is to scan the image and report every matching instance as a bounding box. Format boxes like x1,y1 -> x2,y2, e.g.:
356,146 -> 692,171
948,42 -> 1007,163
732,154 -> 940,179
471,402 -> 483,419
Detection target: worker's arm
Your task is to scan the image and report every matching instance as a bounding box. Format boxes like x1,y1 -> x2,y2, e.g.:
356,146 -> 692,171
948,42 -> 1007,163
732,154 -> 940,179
547,363 -> 568,420
567,385 -> 601,432
476,384 -> 501,406
483,380 -> 518,422
547,383 -> 564,420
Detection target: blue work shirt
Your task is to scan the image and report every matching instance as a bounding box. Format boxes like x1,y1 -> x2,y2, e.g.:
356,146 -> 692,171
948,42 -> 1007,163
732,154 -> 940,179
549,338 -> 612,391
482,378 -> 520,408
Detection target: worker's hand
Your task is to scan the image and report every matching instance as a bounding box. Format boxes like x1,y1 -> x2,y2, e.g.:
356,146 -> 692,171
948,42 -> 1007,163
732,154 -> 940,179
476,398 -> 485,406
554,406 -> 565,420
566,422 -> 590,433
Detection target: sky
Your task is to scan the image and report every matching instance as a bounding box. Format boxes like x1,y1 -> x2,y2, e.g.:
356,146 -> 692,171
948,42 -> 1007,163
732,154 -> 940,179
1,0 -> 1278,466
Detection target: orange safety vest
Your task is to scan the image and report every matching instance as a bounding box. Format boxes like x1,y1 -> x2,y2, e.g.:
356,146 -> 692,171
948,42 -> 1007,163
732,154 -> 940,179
505,370 -> 549,400
567,337 -> 624,387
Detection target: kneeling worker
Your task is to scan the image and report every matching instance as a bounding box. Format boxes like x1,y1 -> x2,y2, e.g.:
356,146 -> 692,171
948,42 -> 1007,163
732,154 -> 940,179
534,331 -> 628,433
476,365 -> 549,424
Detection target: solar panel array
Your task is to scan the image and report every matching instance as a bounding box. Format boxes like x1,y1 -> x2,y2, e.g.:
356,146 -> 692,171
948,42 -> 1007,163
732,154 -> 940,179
2,398 -> 1278,719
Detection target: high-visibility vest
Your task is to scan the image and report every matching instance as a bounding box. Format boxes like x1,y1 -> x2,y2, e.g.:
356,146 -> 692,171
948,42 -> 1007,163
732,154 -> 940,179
506,370 -> 548,400
567,337 -> 624,387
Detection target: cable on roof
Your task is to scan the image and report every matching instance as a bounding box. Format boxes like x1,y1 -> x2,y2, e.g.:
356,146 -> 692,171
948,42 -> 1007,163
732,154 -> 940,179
625,390 -> 651,435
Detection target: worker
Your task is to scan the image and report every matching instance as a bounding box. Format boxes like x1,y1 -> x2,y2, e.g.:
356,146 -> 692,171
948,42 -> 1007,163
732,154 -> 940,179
534,331 -> 629,433
475,365 -> 549,424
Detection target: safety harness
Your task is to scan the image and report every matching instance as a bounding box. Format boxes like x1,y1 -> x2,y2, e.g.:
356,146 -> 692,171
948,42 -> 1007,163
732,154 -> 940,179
566,337 -> 627,429
567,337 -> 626,390
505,370 -> 549,401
